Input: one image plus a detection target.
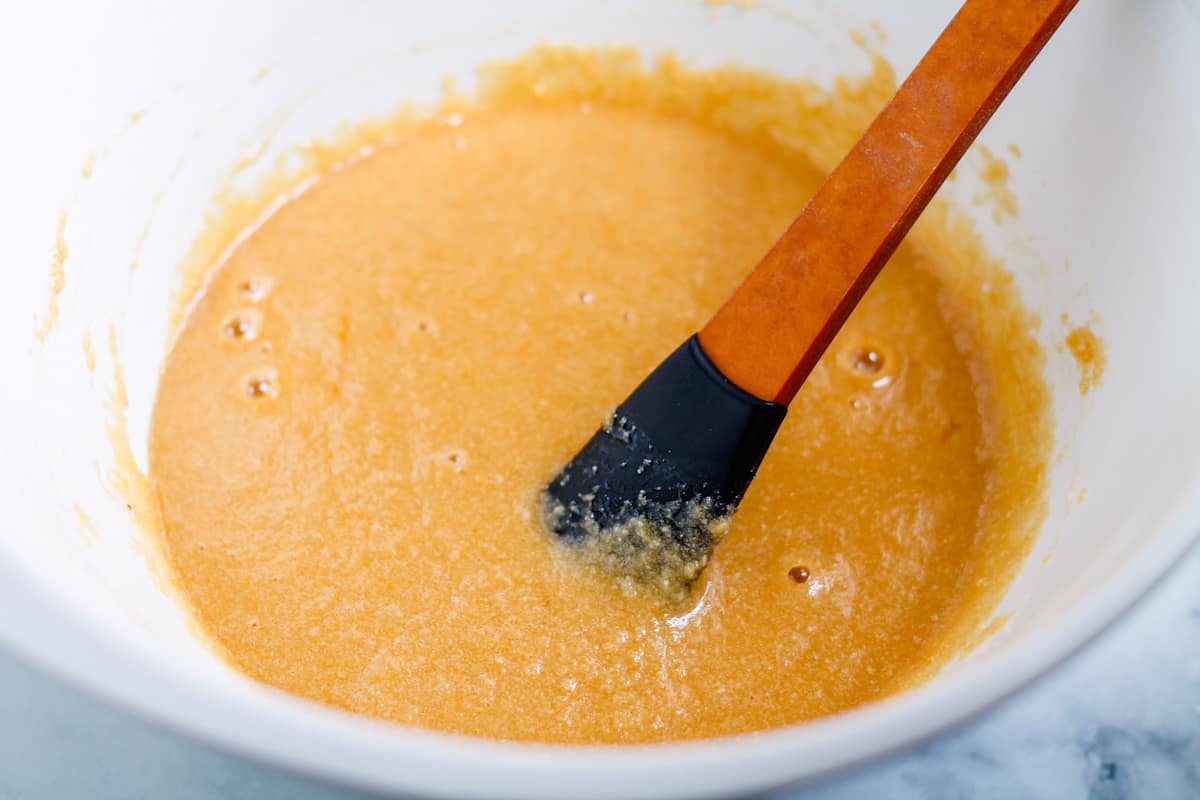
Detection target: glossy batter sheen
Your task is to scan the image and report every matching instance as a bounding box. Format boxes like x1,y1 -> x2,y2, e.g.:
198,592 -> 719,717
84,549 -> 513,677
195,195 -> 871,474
149,50 -> 1050,743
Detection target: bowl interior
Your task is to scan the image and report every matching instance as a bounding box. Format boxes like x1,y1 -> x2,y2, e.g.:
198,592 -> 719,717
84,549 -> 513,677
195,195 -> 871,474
1,1 -> 1198,797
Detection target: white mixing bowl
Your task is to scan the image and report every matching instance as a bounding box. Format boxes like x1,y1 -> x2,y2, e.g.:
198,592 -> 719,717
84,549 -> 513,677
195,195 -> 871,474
1,1 -> 1198,797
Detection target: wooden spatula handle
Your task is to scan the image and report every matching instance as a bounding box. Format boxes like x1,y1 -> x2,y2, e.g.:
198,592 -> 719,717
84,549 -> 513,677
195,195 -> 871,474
698,0 -> 1077,404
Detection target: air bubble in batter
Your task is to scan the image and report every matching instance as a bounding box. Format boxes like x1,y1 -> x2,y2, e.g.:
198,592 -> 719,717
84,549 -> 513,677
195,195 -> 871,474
244,368 -> 279,400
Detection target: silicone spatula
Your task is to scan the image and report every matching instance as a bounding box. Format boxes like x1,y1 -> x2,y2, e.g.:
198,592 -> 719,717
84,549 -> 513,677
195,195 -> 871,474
542,0 -> 1078,594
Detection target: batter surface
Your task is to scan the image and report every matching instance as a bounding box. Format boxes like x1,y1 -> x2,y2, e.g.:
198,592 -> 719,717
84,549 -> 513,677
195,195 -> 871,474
149,49 -> 1050,743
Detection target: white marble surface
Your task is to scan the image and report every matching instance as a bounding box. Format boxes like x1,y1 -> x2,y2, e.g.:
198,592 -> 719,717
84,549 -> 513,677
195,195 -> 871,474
1,544 -> 1197,800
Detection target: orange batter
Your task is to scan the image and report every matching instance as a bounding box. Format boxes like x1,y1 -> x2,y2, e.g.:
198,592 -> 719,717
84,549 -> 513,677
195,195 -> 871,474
148,49 -> 1050,743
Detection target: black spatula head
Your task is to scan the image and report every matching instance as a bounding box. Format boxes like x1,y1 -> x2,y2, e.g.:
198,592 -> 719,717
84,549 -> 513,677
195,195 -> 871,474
542,335 -> 786,598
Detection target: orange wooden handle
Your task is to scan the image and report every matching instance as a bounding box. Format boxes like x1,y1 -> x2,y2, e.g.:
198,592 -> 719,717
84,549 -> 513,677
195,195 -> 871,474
698,0 -> 1078,404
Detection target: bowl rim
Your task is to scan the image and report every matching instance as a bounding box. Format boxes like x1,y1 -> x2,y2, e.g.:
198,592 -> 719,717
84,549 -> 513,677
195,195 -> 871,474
1,478 -> 1197,799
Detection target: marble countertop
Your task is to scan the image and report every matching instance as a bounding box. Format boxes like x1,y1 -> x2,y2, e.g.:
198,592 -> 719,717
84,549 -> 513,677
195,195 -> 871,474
1,545 -> 1197,800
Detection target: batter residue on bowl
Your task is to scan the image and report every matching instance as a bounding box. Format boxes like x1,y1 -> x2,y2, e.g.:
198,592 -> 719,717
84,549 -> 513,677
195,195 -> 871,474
148,47 -> 1052,743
